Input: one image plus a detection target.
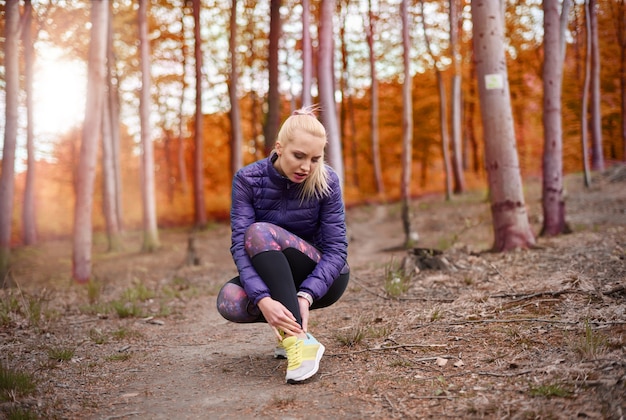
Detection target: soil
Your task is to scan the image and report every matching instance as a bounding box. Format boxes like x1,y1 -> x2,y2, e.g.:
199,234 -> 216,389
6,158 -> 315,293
1,168 -> 625,420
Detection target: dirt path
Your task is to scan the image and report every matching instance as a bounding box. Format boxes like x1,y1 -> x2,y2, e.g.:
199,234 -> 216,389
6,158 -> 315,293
1,170 -> 625,419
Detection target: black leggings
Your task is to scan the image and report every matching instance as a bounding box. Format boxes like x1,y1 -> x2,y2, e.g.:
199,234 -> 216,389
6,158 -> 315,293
217,248 -> 349,325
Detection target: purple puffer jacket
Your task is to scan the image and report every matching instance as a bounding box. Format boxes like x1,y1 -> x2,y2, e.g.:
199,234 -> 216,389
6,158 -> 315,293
230,153 -> 348,305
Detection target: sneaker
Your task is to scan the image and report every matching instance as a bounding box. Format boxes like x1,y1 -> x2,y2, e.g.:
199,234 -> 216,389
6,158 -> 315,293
282,333 -> 325,384
274,341 -> 287,359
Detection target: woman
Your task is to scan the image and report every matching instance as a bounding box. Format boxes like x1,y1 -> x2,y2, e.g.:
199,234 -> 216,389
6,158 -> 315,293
216,108 -> 350,384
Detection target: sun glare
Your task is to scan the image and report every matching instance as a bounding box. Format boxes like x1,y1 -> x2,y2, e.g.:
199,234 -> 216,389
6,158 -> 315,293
34,49 -> 87,137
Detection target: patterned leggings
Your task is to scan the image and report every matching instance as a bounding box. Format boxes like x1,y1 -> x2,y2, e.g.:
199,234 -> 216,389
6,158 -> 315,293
216,222 -> 349,324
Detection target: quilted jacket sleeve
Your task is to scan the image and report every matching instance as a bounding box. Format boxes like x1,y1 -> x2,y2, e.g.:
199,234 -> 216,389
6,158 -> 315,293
298,168 -> 348,301
229,169 -> 271,305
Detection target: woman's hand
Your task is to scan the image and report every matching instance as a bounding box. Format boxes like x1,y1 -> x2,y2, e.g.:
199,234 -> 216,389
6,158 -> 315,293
298,297 -> 310,333
257,297 -> 303,339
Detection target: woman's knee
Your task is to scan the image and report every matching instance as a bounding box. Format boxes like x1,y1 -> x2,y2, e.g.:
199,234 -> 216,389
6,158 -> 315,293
216,278 -> 262,323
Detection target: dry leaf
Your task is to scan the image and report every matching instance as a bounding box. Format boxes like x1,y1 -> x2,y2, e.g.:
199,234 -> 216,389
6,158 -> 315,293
436,357 -> 448,367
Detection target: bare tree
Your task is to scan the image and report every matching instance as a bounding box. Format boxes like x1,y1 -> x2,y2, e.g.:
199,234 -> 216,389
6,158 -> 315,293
366,0 -> 384,196
589,0 -> 604,171
400,0 -> 416,248
301,0 -> 313,108
541,0 -> 571,237
420,0 -> 452,201
0,0 -> 20,281
581,0 -> 592,187
22,0 -> 37,246
229,0 -> 243,176
101,1 -> 122,252
72,0 -> 109,282
318,0 -> 344,186
449,0 -> 465,194
471,0 -> 536,251
106,2 -> 124,232
263,0 -> 282,154
192,0 -> 207,228
138,0 -> 160,251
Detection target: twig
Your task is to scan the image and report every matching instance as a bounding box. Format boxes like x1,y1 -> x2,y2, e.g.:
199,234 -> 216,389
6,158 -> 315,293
105,412 -> 144,420
477,370 -> 533,377
329,343 -> 447,356
491,288 -> 593,302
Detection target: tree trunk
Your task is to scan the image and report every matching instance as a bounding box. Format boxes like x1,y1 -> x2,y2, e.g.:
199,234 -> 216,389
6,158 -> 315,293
436,71 -> 453,201
471,0 -> 536,252
541,0 -> 570,237
101,2 -> 122,252
581,0 -> 592,187
301,0 -> 313,108
449,0 -> 465,194
367,0 -> 384,196
229,0 -> 243,176
0,0 -> 20,280
263,0 -> 281,154
177,5 -> 189,194
72,0 -> 108,282
106,6 -> 124,231
420,0 -> 452,201
400,0 -> 416,248
138,0 -> 160,251
23,0 -> 38,246
318,0 -> 344,187
192,0 -> 207,228
589,0 -> 604,171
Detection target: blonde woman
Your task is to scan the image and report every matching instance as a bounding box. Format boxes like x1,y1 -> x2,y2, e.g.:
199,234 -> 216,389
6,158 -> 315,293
216,108 -> 349,384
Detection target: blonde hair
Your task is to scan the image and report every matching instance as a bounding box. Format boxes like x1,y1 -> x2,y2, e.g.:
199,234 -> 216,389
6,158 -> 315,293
276,108 -> 331,201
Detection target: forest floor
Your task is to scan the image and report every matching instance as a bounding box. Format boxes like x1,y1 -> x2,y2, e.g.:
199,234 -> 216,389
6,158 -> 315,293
1,167 -> 625,420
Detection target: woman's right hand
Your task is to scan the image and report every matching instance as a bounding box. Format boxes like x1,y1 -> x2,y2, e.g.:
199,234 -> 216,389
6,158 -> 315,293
257,297 -> 303,339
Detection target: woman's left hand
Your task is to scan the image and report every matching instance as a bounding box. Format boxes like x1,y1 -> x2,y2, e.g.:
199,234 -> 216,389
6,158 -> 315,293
298,297 -> 310,332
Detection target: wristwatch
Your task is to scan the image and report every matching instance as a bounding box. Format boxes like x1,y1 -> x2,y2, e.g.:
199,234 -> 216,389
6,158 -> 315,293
297,291 -> 313,307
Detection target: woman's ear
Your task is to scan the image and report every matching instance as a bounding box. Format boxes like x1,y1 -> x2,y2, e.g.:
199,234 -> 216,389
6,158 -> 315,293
275,141 -> 282,156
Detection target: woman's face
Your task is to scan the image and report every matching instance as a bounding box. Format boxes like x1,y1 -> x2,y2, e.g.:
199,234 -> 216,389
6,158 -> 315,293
274,129 -> 325,183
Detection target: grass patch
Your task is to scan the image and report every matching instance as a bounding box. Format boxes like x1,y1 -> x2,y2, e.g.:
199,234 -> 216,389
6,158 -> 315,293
107,353 -> 132,362
383,258 -> 411,298
529,382 -> 571,398
0,364 -> 36,402
572,320 -> 607,360
47,347 -> 75,362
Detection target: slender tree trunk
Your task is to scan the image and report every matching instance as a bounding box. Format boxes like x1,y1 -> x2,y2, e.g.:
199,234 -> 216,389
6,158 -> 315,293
0,0 -> 20,281
102,83 -> 122,251
229,0 -> 243,176
102,2 -> 122,251
420,0 -> 452,201
192,0 -> 207,228
318,0 -> 344,187
471,0 -> 535,252
367,0 -> 384,196
541,0 -> 570,237
72,0 -> 109,282
23,0 -> 37,246
436,71 -> 453,201
400,0 -> 416,248
138,0 -> 160,251
581,0 -> 592,187
263,0 -> 282,154
177,5 -> 189,193
106,9 -> 124,231
301,0 -> 313,108
589,0 -> 604,171
449,0 -> 465,194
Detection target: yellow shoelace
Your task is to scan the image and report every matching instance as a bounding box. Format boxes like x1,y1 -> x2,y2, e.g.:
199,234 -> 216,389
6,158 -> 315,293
285,338 -> 303,369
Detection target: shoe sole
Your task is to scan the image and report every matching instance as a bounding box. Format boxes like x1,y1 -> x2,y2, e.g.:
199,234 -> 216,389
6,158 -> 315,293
286,343 -> 325,384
